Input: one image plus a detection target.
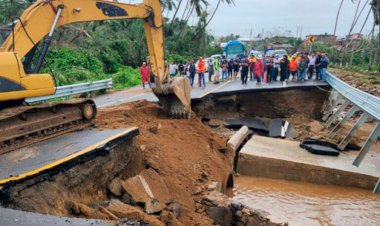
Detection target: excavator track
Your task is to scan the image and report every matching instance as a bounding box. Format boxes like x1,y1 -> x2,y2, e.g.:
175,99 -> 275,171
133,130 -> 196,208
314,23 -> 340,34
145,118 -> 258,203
0,99 -> 97,155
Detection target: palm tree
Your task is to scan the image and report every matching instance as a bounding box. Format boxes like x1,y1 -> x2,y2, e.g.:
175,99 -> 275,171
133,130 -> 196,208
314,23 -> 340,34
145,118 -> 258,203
192,0 -> 235,39
334,0 -> 345,36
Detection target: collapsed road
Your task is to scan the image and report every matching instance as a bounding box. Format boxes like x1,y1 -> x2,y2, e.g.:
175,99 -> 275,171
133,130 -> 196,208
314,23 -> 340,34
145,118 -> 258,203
1,77 -> 379,225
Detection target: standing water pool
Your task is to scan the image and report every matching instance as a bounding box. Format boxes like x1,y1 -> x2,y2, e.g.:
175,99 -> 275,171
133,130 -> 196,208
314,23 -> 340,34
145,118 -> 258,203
230,176 -> 380,226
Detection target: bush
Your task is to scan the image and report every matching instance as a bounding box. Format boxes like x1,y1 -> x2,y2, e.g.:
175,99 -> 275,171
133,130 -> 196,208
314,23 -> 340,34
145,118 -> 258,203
111,66 -> 141,90
44,47 -> 105,86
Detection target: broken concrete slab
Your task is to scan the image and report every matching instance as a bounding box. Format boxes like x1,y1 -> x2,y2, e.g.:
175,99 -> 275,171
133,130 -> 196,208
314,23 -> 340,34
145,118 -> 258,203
121,169 -> 172,214
300,139 -> 341,156
268,119 -> 284,138
237,135 -> 379,190
225,117 -> 268,134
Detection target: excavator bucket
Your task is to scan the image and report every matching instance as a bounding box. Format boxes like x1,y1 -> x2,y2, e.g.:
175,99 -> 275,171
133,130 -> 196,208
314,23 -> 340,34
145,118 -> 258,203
154,77 -> 192,118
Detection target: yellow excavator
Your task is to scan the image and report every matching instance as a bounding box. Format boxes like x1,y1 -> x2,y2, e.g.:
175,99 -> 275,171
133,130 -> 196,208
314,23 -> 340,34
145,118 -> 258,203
0,0 -> 191,155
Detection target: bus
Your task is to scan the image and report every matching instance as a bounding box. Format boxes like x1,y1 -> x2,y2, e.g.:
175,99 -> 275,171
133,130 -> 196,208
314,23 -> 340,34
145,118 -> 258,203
224,40 -> 246,60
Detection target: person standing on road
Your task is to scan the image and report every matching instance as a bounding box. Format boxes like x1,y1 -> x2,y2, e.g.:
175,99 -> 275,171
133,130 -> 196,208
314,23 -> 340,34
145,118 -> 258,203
228,58 -> 234,80
233,57 -> 240,79
241,56 -> 249,85
304,53 -> 310,81
213,57 -> 220,83
280,55 -> 289,86
319,53 -> 330,81
289,56 -> 299,81
249,54 -> 257,81
178,61 -> 185,76
308,53 -> 316,79
197,57 -> 206,89
207,58 -> 214,83
140,62 -> 151,89
221,57 -> 228,81
169,62 -> 177,77
298,56 -> 307,82
315,52 -> 322,80
266,56 -> 274,83
273,55 -> 280,82
254,57 -> 264,85
188,60 -> 196,87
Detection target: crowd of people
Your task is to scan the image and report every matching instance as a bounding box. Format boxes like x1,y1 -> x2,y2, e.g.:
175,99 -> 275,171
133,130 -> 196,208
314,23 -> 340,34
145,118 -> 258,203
140,51 -> 330,89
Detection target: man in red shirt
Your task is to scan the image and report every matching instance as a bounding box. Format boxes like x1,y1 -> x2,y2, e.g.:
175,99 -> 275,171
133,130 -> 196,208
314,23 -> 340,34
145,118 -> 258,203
197,57 -> 206,89
140,62 -> 151,89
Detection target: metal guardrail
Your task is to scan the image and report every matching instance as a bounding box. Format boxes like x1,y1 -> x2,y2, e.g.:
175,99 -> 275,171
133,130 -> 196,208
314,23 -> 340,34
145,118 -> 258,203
324,72 -> 380,194
326,72 -> 380,121
26,78 -> 113,103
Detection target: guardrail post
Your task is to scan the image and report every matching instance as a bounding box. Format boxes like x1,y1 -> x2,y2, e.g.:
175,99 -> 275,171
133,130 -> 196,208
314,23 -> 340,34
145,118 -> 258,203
338,112 -> 369,150
329,106 -> 359,139
324,100 -> 350,128
374,178 -> 380,194
353,121 -> 380,167
322,93 -> 343,122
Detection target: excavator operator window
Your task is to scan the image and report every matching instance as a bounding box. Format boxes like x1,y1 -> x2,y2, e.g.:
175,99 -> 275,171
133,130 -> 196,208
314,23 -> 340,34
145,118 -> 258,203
96,2 -> 128,17
0,24 -> 11,46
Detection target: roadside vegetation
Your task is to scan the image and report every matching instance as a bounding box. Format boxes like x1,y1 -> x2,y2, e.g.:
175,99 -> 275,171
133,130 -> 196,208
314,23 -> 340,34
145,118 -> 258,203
0,0 -> 229,89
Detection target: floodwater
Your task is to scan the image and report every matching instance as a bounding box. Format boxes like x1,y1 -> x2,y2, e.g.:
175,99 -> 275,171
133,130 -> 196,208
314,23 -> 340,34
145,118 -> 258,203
230,176 -> 380,226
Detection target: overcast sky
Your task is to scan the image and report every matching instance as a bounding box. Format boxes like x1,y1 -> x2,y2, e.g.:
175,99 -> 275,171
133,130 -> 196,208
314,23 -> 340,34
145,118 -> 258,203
121,0 -> 376,38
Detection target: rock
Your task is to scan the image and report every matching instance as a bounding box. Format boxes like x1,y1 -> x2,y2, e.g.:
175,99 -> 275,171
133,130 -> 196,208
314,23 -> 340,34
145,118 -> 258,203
207,181 -> 222,192
206,206 -> 233,226
149,123 -> 162,134
66,201 -> 110,220
160,210 -> 184,226
193,186 -> 203,195
145,199 -> 167,214
108,178 -> 123,197
167,202 -> 181,218
107,203 -> 165,226
208,119 -> 226,128
308,121 -> 324,134
201,171 -> 208,180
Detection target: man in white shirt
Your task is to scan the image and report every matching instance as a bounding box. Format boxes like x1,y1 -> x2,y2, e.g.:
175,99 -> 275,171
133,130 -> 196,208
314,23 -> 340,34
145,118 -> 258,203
169,62 -> 177,77
308,53 -> 316,80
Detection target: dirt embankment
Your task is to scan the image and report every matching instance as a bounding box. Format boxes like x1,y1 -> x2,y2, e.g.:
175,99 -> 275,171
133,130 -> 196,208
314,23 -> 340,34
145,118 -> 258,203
3,100 -> 233,226
330,68 -> 380,97
96,100 -> 233,224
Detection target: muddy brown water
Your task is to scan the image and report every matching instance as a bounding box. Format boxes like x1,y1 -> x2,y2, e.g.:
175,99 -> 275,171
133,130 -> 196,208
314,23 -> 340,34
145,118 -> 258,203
229,176 -> 380,226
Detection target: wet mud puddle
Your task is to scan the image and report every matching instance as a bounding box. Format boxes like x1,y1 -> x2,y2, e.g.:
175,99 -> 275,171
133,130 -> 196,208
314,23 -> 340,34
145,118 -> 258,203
230,176 -> 380,226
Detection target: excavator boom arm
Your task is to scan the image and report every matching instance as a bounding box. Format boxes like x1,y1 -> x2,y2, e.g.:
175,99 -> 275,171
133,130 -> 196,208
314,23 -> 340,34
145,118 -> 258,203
0,0 -> 190,118
0,0 -> 165,84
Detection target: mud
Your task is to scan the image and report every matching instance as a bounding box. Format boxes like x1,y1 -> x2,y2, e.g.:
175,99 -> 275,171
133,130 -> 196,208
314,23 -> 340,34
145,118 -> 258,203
2,100 -> 233,226
231,176 -> 380,226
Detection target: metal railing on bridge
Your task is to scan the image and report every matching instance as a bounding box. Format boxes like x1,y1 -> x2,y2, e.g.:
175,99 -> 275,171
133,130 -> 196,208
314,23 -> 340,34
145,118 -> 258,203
26,78 -> 113,103
323,72 -> 380,194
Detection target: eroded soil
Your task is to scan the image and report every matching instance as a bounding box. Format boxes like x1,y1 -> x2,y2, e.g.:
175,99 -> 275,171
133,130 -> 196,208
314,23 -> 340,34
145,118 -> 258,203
3,100 -> 233,226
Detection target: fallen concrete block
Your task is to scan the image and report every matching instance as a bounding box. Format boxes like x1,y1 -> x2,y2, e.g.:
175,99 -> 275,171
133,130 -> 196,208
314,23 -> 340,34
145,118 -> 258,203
227,126 -> 249,152
300,140 -> 341,157
121,169 -> 172,214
